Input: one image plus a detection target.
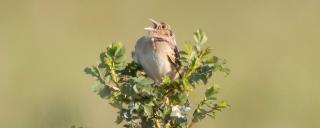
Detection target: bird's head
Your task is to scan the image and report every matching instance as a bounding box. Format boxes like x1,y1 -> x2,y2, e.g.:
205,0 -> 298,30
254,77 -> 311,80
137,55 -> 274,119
144,19 -> 175,43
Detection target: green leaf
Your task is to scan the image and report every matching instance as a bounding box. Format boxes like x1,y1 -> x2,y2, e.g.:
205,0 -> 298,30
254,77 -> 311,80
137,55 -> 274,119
109,97 -> 123,109
205,85 -> 219,99
190,65 -> 213,84
192,108 -> 206,122
193,29 -> 208,46
122,79 -> 139,99
217,100 -> 228,108
84,66 -> 99,77
205,86 -> 214,98
102,42 -> 126,71
92,82 -> 112,99
162,75 -> 171,85
222,68 -> 231,76
133,77 -> 153,95
115,115 -> 124,124
170,92 -> 188,105
135,77 -> 153,86
122,76 -> 154,99
142,104 -> 152,116
121,61 -> 142,77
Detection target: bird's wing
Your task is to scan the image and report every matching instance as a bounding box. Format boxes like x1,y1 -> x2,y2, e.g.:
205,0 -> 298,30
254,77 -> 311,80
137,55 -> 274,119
167,45 -> 183,79
167,45 -> 181,69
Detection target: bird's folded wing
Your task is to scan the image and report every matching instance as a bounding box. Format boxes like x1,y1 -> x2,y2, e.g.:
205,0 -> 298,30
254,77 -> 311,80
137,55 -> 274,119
167,46 -> 181,68
167,45 -> 183,79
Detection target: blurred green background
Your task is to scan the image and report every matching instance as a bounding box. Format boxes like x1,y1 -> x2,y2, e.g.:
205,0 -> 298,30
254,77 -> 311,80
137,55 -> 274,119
1,0 -> 319,128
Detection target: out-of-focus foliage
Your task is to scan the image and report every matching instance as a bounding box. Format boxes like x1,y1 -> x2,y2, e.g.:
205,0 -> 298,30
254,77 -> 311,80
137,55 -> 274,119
85,30 -> 230,128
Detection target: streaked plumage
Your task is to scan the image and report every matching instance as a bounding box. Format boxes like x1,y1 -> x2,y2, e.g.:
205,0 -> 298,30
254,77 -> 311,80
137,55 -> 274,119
133,19 -> 181,82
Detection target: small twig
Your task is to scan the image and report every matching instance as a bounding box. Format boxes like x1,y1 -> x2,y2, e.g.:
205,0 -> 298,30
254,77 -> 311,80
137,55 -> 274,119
96,67 -> 120,91
109,67 -> 120,87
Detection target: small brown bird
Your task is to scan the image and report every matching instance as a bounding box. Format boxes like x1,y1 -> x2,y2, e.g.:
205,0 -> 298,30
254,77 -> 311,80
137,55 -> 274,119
133,19 -> 181,83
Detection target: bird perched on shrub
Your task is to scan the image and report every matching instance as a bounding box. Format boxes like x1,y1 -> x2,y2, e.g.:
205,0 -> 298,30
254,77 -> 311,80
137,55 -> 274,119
133,19 -> 182,83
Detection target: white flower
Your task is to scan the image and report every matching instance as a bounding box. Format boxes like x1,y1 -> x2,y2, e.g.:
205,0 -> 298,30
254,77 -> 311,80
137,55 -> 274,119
123,112 -> 129,119
182,105 -> 191,112
170,105 -> 184,118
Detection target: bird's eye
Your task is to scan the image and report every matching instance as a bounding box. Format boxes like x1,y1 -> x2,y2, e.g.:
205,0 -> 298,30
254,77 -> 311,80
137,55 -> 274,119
162,25 -> 166,29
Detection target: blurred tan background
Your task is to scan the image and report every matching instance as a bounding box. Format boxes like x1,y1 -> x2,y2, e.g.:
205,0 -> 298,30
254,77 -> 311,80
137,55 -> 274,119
1,0 -> 320,128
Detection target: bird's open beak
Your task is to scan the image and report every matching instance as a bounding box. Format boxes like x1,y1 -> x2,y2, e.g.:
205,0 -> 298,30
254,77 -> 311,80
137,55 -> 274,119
144,27 -> 155,31
144,18 -> 160,31
149,18 -> 160,27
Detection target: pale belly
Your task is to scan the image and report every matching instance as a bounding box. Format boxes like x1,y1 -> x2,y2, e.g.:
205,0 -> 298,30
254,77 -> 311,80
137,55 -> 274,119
140,47 -> 172,82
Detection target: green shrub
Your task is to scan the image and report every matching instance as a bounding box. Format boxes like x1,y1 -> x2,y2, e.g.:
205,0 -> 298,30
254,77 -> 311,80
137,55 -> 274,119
85,29 -> 230,128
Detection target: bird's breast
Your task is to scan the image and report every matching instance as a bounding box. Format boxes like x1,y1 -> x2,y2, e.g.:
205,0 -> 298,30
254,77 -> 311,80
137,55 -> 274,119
139,41 -> 173,81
